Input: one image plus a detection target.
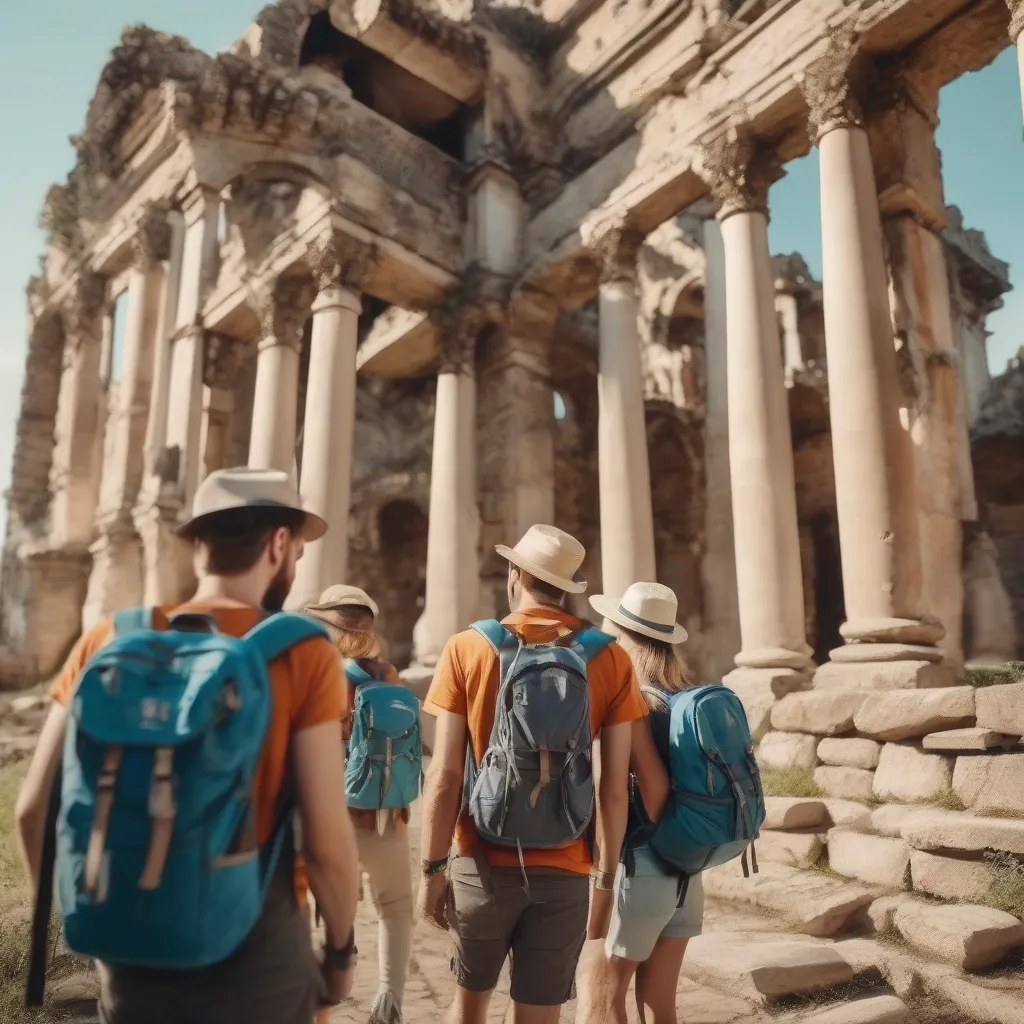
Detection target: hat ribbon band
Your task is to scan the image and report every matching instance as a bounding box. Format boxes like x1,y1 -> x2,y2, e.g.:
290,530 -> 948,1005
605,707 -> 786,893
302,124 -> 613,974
616,604 -> 675,634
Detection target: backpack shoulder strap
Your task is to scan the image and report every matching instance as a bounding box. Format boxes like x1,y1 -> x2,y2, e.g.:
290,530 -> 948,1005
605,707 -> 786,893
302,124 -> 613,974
470,619 -> 515,654
573,626 -> 614,663
344,658 -> 375,685
111,606 -> 153,638
245,612 -> 329,664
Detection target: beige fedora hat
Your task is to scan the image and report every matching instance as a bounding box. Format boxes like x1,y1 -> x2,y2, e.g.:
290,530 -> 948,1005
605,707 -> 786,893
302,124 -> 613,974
306,584 -> 380,621
589,582 -> 688,644
496,524 -> 587,595
175,467 -> 327,542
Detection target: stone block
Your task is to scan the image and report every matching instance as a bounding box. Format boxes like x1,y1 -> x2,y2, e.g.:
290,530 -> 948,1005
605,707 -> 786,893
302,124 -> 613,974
923,727 -> 1012,752
771,691 -> 865,736
869,804 -> 941,839
827,829 -> 912,889
815,766 -> 876,802
818,737 -> 882,770
901,809 -> 1024,856
919,969 -> 1024,1024
681,932 -> 853,1003
814,659 -> 954,691
798,995 -> 914,1024
757,731 -> 819,769
762,796 -> 828,831
872,744 -> 954,803
891,901 -> 1024,971
909,850 -> 999,901
702,860 -> 874,937
755,829 -> 824,869
953,753 -> 1024,815
975,682 -> 1024,736
822,799 -> 872,828
863,894 -> 913,935
853,687 -> 975,742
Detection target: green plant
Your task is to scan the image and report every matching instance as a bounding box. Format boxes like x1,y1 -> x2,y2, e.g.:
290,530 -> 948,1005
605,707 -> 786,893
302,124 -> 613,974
965,662 -> 1024,688
927,788 -> 967,812
983,851 -> 1024,920
759,765 -> 822,799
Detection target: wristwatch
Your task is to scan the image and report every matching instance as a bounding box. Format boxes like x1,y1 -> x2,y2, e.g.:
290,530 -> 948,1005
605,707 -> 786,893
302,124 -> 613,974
322,928 -> 357,972
422,855 -> 449,877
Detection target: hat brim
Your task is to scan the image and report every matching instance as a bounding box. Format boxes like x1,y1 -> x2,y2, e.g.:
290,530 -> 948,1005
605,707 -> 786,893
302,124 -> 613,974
306,596 -> 380,619
588,594 -> 688,644
174,501 -> 328,543
496,544 -> 588,595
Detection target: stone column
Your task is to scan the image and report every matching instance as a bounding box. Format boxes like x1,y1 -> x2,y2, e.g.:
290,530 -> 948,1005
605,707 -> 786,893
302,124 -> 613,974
289,274 -> 362,610
697,129 -> 813,706
248,278 -> 313,472
411,313 -> 481,667
594,229 -> 657,599
1009,1 -> 1024,120
48,273 -> 108,550
199,334 -> 249,478
700,214 -> 743,683
84,207 -> 172,624
776,292 -> 804,385
803,36 -> 949,689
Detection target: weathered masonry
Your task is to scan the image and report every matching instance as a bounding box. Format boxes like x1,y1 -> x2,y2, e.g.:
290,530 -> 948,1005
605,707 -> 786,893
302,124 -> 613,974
2,0 -> 1024,693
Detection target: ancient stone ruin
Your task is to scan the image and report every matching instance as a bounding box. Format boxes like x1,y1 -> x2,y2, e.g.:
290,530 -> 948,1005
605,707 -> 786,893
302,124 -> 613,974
2,0 -> 1024,1021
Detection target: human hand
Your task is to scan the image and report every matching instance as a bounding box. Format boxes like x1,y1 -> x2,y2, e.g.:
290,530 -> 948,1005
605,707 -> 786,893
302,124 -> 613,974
417,872 -> 449,930
322,959 -> 357,1004
587,885 -> 613,940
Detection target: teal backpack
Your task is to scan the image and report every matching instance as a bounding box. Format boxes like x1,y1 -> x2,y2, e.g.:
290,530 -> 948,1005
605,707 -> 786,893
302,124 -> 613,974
344,659 -> 422,811
54,607 -> 327,970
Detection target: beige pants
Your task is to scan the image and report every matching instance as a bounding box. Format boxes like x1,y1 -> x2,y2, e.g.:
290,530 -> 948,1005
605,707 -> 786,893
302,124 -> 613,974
356,821 -> 414,1005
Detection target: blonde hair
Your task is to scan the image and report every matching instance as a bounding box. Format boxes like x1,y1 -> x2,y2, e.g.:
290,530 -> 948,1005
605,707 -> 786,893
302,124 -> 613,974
614,626 -> 694,709
307,606 -> 381,660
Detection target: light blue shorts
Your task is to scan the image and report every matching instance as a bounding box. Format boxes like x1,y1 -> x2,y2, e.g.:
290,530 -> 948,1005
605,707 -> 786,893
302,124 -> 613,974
604,845 -> 704,962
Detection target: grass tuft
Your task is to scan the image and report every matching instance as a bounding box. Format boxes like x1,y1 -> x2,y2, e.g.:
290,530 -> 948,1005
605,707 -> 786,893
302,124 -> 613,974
965,662 -> 1024,688
759,765 -> 822,799
983,851 -> 1024,920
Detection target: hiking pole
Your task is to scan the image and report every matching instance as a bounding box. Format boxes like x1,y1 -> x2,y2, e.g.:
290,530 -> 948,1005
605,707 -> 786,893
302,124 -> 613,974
26,767 -> 62,1008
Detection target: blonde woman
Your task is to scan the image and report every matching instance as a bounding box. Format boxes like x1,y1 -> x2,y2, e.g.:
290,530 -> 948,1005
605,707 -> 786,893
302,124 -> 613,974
581,583 -> 704,1024
306,585 -> 415,1024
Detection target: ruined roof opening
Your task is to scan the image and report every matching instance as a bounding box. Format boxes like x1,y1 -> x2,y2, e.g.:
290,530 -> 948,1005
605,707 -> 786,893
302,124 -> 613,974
358,295 -> 392,345
299,12 -> 471,161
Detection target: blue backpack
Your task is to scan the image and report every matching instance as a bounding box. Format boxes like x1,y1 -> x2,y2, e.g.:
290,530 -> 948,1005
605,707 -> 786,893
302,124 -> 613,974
464,619 -> 613,850
56,607 -> 327,969
646,684 -> 765,876
344,660 -> 422,811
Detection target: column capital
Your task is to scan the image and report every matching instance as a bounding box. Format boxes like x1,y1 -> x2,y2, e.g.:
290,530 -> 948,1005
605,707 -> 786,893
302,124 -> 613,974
63,271 -> 107,337
251,277 -> 314,353
801,28 -> 867,143
306,230 -> 377,294
1008,0 -> 1024,41
590,224 -> 645,284
313,284 -> 361,315
203,333 -> 250,390
131,204 -> 173,269
180,185 -> 221,227
697,126 -> 782,221
434,306 -> 486,376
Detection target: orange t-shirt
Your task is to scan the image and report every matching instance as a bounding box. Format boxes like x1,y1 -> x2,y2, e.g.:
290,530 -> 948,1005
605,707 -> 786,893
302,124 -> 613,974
50,602 -> 346,903
423,606 -> 647,874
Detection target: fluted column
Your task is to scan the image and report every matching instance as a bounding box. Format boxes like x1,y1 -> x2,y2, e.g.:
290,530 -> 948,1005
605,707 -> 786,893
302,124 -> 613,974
698,129 -> 813,700
803,35 -> 948,690
289,267 -> 362,609
594,228 -> 656,599
412,313 -> 481,666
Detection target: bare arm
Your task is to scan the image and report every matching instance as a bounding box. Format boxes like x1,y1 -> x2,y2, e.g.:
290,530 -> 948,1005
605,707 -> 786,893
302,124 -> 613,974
15,704 -> 68,889
293,721 -> 359,945
419,709 -> 467,862
596,721 -> 631,877
630,716 -> 669,823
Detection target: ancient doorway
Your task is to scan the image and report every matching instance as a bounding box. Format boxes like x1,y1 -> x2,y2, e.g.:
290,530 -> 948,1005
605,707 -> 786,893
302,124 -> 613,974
376,498 -> 428,669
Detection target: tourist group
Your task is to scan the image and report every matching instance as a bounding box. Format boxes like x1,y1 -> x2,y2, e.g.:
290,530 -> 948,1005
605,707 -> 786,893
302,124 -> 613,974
13,465 -> 765,1024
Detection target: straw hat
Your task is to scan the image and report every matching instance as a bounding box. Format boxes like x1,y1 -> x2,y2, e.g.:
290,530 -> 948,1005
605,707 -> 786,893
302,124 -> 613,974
306,584 -> 380,623
495,524 -> 587,595
589,582 -> 688,643
175,467 -> 327,542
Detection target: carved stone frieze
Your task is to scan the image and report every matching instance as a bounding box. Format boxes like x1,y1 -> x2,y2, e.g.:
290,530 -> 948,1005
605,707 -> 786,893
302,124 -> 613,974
62,272 -> 107,338
696,126 -> 782,221
801,28 -> 866,142
203,333 -> 250,390
132,204 -> 173,268
307,232 -> 378,293
590,224 -> 646,285
250,277 -> 315,352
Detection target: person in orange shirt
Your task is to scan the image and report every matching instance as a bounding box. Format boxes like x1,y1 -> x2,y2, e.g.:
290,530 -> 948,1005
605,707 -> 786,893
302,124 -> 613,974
417,525 -> 649,1024
14,468 -> 360,1024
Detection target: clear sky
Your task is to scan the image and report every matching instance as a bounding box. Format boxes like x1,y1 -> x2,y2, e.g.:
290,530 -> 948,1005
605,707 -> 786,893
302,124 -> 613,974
0,4 -> 1021,531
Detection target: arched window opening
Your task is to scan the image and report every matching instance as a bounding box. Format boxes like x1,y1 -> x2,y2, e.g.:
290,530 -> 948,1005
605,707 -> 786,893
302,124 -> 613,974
553,390 -> 567,421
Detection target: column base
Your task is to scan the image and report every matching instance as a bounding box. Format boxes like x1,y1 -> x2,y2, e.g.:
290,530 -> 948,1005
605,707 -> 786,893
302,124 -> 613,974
82,522 -> 144,629
813,657 -> 955,691
723,666 -> 812,741
839,617 -> 944,646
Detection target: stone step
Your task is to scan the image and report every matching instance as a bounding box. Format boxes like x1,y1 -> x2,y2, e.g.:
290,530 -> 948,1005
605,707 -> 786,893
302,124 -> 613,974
758,730 -> 819,769
975,682 -> 1024,736
815,766 -> 876,802
899,808 -> 1024,856
953,752 -> 1024,815
890,901 -> 1024,971
763,796 -> 829,830
681,931 -> 853,1003
923,727 -> 1017,752
853,687 -> 975,742
909,850 -> 1000,902
869,804 -> 941,839
826,829 -> 911,889
873,744 -> 954,803
771,691 -> 867,736
818,737 -> 882,770
755,828 -> 824,869
790,995 -> 914,1024
702,860 -> 874,936
821,799 -> 872,829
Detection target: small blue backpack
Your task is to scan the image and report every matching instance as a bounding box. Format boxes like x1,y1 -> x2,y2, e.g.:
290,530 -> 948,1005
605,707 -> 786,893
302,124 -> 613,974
647,684 -> 765,876
344,660 -> 422,811
56,607 -> 327,969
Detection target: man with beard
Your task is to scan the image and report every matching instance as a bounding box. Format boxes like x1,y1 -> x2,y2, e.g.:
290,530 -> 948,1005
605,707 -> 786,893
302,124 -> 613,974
15,468 -> 360,1024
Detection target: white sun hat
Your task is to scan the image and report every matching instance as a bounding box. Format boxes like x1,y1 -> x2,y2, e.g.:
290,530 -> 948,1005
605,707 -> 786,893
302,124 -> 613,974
589,581 -> 689,643
495,524 -> 588,595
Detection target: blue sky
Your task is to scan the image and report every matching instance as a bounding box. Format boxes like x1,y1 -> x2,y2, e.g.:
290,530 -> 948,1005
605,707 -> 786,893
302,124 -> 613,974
0,4 -> 1021,529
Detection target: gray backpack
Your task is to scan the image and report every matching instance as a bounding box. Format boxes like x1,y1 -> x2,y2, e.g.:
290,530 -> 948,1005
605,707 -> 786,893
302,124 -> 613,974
464,618 -> 614,850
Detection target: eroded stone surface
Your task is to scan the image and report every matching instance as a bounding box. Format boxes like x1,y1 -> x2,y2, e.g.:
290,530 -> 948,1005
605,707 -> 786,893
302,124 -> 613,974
909,850 -> 999,902
821,800 -> 873,829
975,682 -> 1024,737
795,995 -> 914,1024
869,804 -> 943,839
901,808 -> 1024,856
873,744 -> 955,803
817,737 -> 882,770
763,796 -> 829,831
755,829 -> 825,869
952,753 -> 1024,814
815,766 -> 876,802
922,727 -> 1012,751
853,687 -> 976,742
891,901 -> 1024,971
771,692 -> 866,736
758,731 -> 820,769
827,830 -> 912,889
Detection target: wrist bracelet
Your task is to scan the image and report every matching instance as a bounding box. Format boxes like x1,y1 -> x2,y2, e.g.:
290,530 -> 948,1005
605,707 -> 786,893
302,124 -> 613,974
422,855 -> 449,877
591,869 -> 616,891
323,928 -> 357,972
